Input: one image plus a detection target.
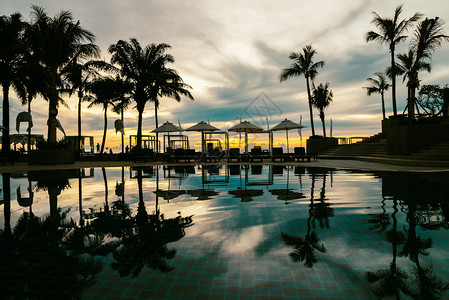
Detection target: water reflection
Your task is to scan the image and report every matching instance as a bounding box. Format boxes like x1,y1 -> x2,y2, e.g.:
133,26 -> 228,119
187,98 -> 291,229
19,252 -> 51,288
1,166 -> 449,298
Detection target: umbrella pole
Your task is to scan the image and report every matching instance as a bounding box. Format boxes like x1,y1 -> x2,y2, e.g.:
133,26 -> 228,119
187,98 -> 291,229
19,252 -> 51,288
286,128 -> 289,154
245,132 -> 248,154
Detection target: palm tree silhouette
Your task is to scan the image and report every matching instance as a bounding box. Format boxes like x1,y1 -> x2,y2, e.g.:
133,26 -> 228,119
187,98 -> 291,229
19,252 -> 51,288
84,76 -> 122,154
310,172 -> 334,229
403,17 -> 449,120
25,5 -> 98,144
111,76 -> 132,154
281,173 -> 326,268
364,72 -> 390,120
0,13 -> 25,153
366,5 -> 421,117
367,199 -> 410,299
280,44 -> 325,136
111,168 -> 193,276
311,82 -> 333,137
108,39 -> 193,150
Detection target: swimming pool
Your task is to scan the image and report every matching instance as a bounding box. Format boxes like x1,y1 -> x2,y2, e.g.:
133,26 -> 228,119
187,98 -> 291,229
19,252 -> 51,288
1,165 -> 448,299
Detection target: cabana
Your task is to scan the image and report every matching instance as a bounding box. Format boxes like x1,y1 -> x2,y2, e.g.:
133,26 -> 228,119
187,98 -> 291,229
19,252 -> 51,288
129,135 -> 159,151
164,134 -> 190,151
9,134 -> 44,152
66,136 -> 94,156
203,131 -> 229,159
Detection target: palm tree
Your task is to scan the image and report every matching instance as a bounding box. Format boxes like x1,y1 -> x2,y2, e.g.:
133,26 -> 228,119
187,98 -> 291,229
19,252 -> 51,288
111,76 -> 132,153
108,39 -> 193,151
63,55 -> 110,156
84,77 -> 121,155
396,49 -> 431,117
25,5 -> 98,145
0,12 -> 25,153
311,82 -> 333,137
280,44 -> 325,136
366,5 -> 421,117
406,17 -> 449,120
364,72 -> 390,120
150,65 -> 193,149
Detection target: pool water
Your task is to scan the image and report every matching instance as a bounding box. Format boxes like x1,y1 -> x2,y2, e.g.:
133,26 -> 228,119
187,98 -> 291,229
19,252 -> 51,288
1,165 -> 449,299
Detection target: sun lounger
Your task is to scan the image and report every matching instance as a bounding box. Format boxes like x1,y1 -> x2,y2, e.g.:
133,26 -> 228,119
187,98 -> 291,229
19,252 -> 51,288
271,147 -> 285,162
228,148 -> 241,162
293,147 -> 311,162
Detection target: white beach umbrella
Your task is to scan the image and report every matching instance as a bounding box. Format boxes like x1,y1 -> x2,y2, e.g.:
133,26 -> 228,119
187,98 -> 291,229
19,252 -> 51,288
270,118 -> 305,153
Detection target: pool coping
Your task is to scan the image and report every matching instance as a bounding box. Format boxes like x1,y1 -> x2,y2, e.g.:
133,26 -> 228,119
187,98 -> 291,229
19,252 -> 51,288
0,156 -> 448,173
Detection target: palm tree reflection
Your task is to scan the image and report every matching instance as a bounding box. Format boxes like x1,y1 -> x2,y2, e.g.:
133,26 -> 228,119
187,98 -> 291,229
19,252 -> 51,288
111,167 -> 193,276
282,172 -> 326,268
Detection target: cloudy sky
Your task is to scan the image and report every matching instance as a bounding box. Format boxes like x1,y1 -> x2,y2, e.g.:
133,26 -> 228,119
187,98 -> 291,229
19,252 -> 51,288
3,0 -> 449,151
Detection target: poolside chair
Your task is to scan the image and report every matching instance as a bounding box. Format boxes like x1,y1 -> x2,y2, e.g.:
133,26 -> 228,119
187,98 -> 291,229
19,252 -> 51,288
271,147 -> 285,162
250,147 -> 264,162
293,147 -> 311,162
251,165 -> 262,175
228,148 -> 241,162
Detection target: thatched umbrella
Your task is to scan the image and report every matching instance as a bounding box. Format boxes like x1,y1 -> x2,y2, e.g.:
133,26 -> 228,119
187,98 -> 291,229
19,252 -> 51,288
185,121 -> 219,153
152,121 -> 183,152
270,118 -> 305,153
228,121 -> 263,153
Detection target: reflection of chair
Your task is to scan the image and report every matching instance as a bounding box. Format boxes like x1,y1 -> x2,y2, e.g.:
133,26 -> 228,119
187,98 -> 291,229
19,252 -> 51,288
272,147 -> 284,162
229,165 -> 240,175
273,165 -> 284,175
251,165 -> 262,175
228,148 -> 240,162
293,147 -> 311,162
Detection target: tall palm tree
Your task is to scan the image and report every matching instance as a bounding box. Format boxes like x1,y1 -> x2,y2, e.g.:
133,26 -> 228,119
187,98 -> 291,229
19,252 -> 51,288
366,5 -> 421,117
311,82 -> 333,137
364,72 -> 390,120
406,17 -> 449,120
280,44 -> 324,136
84,77 -> 121,155
0,12 -> 25,153
25,5 -> 97,145
108,39 -> 193,151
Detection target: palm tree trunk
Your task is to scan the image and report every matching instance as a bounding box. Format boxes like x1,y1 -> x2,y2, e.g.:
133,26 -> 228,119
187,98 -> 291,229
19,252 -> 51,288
320,111 -> 326,138
390,47 -> 398,116
48,99 -> 58,144
2,83 -> 10,153
305,76 -> 316,136
154,101 -> 159,153
27,96 -> 32,152
136,109 -> 143,150
102,167 -> 109,214
77,89 -> 82,157
409,86 -> 416,121
2,173 -> 11,235
100,104 -> 107,155
121,109 -> 124,153
381,92 -> 386,120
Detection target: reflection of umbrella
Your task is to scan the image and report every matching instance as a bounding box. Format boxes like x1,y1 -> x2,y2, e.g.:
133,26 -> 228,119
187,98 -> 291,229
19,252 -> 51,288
186,121 -> 219,153
228,121 -> 263,153
188,189 -> 219,200
270,189 -> 305,203
153,189 -> 186,202
228,189 -> 263,202
270,118 -> 305,153
270,166 -> 305,204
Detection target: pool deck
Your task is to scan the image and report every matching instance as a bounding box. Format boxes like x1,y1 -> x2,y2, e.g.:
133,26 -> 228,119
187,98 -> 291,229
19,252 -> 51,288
1,156 -> 449,173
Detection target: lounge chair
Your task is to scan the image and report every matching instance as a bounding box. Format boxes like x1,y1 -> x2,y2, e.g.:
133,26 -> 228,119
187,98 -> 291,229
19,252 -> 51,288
271,147 -> 285,162
250,147 -> 264,162
293,147 -> 311,162
228,148 -> 241,162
